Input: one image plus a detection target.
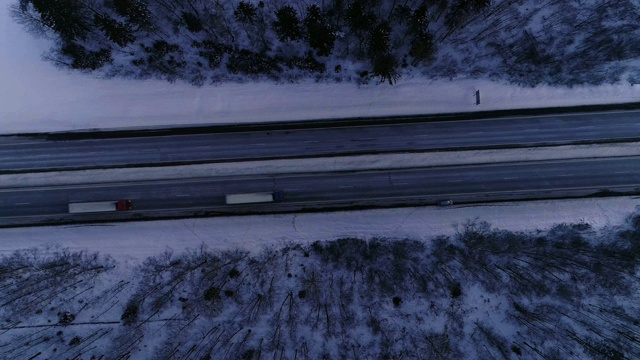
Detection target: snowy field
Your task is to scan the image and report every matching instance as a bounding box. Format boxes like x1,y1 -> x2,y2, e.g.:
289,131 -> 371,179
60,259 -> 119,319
2,0 -> 640,135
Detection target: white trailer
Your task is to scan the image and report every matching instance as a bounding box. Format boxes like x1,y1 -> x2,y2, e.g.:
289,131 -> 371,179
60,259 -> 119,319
68,200 -> 132,214
225,192 -> 283,205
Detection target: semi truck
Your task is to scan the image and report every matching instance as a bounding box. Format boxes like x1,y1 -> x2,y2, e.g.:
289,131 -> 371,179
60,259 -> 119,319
68,200 -> 132,214
225,192 -> 284,205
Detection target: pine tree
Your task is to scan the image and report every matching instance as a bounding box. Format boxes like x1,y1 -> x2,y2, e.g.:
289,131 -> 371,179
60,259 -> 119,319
94,14 -> 135,47
409,4 -> 429,35
112,0 -> 151,28
234,1 -> 257,24
60,42 -> 111,70
372,53 -> 400,85
305,5 -> 336,57
273,5 -> 302,42
29,0 -> 89,40
367,22 -> 391,59
410,31 -> 435,64
181,12 -> 203,33
345,0 -> 376,33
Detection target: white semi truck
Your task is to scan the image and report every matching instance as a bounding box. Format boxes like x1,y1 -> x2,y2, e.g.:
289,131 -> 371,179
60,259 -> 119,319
68,200 -> 133,214
225,192 -> 284,205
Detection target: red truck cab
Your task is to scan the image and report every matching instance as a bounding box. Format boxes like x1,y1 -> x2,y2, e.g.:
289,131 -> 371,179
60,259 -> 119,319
115,200 -> 133,211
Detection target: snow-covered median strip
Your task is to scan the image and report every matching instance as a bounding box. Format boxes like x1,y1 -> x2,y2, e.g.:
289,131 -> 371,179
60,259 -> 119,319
1,141 -> 639,188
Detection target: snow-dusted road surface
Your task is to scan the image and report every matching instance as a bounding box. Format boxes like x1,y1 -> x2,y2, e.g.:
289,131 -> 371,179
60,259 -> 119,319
3,110 -> 640,172
2,156 -> 639,226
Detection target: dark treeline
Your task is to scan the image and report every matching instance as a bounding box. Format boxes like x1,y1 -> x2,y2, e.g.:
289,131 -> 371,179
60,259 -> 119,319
10,0 -> 489,85
11,1 -> 640,87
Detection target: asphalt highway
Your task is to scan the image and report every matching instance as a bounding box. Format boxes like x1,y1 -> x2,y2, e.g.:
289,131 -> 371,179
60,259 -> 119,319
2,111 -> 640,172
1,157 -> 638,226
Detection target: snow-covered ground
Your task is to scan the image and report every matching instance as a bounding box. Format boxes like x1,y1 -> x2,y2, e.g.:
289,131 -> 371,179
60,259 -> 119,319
2,0 -> 640,135
2,197 -> 638,262
1,198 -> 639,359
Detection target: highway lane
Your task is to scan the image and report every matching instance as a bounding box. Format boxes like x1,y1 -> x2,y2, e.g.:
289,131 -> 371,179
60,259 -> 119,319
1,157 -> 638,226
1,111 -> 640,172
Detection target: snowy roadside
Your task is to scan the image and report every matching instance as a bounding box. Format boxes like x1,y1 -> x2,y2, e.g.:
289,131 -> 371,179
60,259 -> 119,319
2,141 -> 638,188
0,196 -> 637,263
2,72 -> 640,135
2,0 -> 640,134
